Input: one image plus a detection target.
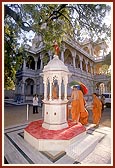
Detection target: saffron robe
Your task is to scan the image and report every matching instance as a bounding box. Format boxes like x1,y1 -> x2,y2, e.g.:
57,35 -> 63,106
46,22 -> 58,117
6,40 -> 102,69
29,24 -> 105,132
77,90 -> 85,112
71,100 -> 80,122
92,96 -> 102,125
71,90 -> 84,122
79,108 -> 89,125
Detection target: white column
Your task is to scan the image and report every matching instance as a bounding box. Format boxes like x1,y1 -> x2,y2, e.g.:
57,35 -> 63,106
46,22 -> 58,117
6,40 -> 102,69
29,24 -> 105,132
93,65 -> 96,74
21,81 -> 25,95
90,64 -> 93,74
64,84 -> 67,100
61,50 -> 64,62
85,62 -> 88,73
26,104 -> 29,120
79,55 -> 83,71
61,43 -> 65,62
73,57 -> 76,68
91,46 -> 94,56
49,81 -> 52,101
35,61 -> 37,70
104,84 -> 107,92
23,59 -> 26,70
64,77 -> 68,100
44,82 -> 47,100
58,80 -> 61,100
40,54 -> 43,69
34,57 -> 38,70
80,60 -> 83,71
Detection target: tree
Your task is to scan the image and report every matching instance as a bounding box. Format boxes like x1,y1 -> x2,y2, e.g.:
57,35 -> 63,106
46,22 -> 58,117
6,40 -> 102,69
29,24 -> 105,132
4,3 -> 111,89
103,52 -> 111,66
4,4 -> 111,41
101,52 -> 111,76
4,21 -> 26,89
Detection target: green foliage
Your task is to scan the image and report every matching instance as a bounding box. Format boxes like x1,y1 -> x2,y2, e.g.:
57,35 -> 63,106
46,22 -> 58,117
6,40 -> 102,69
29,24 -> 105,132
4,22 -> 25,89
101,64 -> 111,75
5,4 -> 111,47
103,52 -> 111,66
42,53 -> 50,66
4,3 -> 111,89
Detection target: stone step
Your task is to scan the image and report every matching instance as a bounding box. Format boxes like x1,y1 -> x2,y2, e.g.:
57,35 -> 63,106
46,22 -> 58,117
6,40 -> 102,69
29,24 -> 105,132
4,136 -> 29,164
4,131 -> 52,164
65,133 -> 104,162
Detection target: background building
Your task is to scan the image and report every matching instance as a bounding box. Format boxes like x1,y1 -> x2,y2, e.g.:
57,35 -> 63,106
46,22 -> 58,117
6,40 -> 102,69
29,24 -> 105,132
14,34 -> 111,103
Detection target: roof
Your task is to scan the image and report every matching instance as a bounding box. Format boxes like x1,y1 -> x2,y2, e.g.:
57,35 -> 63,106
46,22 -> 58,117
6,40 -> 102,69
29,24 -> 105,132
43,55 -> 69,72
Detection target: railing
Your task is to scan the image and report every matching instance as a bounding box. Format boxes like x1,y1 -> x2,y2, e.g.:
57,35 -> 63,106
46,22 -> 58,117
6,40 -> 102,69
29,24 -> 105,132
66,65 -> 93,78
16,68 -> 42,77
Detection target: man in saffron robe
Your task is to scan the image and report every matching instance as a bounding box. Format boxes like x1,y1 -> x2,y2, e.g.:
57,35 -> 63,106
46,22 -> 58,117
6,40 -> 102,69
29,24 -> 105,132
71,86 -> 85,124
79,98 -> 89,125
92,93 -> 102,126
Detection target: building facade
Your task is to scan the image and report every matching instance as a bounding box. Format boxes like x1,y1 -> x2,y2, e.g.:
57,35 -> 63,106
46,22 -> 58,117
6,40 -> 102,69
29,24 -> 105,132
15,34 -> 111,103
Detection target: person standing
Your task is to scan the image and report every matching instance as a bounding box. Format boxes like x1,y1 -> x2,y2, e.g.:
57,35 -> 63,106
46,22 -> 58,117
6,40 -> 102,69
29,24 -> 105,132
92,93 -> 102,126
33,94 -> 38,114
70,85 -> 85,124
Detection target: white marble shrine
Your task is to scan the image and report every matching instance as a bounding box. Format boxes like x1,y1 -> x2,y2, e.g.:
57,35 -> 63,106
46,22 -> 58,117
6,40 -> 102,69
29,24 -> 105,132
41,54 -> 71,130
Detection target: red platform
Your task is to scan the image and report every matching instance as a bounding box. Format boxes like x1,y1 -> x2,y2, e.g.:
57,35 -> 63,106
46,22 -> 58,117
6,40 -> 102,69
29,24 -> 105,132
25,120 -> 86,140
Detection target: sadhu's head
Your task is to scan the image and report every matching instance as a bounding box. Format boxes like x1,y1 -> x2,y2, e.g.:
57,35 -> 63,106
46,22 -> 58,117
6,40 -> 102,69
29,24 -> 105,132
92,93 -> 98,98
73,85 -> 78,90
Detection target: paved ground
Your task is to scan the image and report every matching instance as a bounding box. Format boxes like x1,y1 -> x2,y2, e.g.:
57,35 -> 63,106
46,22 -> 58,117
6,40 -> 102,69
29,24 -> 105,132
4,103 -> 111,128
3,102 -> 113,166
4,104 -> 43,128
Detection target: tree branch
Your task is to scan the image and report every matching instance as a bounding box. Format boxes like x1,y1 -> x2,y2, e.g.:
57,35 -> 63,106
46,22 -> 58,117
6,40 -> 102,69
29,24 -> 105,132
4,5 -> 32,32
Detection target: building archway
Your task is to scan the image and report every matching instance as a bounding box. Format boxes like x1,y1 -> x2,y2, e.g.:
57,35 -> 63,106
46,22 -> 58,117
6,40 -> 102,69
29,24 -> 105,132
64,49 -> 73,65
26,56 -> 35,70
37,55 -> 41,69
25,78 -> 34,96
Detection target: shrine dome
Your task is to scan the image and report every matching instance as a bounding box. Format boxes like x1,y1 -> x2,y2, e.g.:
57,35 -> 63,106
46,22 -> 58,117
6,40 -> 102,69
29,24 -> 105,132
43,55 -> 69,72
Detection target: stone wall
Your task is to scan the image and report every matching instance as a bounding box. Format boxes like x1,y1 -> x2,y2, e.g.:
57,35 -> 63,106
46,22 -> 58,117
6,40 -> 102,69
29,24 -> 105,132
4,90 -> 15,99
